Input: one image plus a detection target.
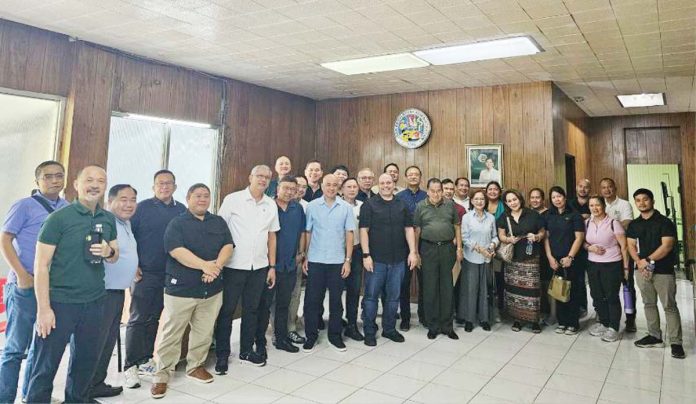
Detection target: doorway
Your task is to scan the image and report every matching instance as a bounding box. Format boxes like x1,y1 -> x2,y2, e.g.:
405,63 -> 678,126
565,154 -> 576,198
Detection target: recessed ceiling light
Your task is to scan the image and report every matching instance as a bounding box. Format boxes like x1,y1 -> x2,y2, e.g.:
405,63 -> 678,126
413,36 -> 543,65
321,53 -> 429,75
616,93 -> 665,108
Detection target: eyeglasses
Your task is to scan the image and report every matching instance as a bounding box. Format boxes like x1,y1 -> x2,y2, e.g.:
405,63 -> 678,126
39,173 -> 65,181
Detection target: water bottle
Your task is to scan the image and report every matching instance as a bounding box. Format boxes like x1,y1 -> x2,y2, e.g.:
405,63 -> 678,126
623,284 -> 635,314
525,239 -> 533,256
84,223 -> 104,264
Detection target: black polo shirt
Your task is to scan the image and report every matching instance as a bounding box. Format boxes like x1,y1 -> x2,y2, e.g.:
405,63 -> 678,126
356,189 -> 375,202
544,206 -> 585,259
497,208 -> 545,261
568,198 -> 590,217
163,210 -> 234,298
359,194 -> 412,264
303,185 -> 323,202
626,210 -> 677,275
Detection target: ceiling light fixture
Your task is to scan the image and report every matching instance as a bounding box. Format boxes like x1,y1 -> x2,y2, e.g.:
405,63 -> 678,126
320,53 -> 429,75
413,36 -> 543,65
616,93 -> 665,108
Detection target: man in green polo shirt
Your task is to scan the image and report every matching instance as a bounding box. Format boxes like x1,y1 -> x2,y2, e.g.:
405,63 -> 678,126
414,178 -> 462,340
27,165 -> 119,404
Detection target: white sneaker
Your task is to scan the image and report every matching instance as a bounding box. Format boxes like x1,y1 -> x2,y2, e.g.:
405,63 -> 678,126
589,323 -> 607,337
124,365 -> 141,388
601,328 -> 620,342
138,359 -> 157,375
564,327 -> 579,335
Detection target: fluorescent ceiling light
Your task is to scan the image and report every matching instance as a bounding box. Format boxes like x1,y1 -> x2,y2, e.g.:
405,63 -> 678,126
617,93 -> 665,108
123,113 -> 213,128
321,53 -> 429,75
413,36 -> 542,65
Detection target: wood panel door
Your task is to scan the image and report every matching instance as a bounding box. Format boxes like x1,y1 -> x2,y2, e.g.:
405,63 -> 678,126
625,127 -> 681,164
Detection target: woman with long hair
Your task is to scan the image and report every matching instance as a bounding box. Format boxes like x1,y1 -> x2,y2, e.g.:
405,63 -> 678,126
485,181 -> 505,315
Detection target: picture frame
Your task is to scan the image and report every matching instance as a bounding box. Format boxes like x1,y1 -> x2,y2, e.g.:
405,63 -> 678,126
466,144 -> 504,188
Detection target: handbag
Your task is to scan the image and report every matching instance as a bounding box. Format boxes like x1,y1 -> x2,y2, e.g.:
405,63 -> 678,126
495,216 -> 514,263
547,269 -> 571,303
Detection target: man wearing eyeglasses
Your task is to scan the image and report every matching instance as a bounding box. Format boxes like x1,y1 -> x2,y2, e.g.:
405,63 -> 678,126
0,161 -> 69,403
123,169 -> 186,389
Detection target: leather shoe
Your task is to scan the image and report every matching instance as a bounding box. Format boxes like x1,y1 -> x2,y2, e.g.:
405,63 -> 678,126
275,338 -> 300,353
91,383 -> 123,398
186,366 -> 214,384
427,330 -> 437,340
214,357 -> 228,375
480,322 -> 491,331
464,321 -> 473,332
446,330 -> 459,340
150,383 -> 167,399
382,330 -> 405,343
344,324 -> 365,341
399,320 -> 410,331
364,335 -> 377,347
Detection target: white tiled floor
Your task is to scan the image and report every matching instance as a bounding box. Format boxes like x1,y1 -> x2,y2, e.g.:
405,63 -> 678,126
4,279 -> 696,403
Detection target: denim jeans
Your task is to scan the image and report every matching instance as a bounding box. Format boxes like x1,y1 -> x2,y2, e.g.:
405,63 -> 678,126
303,263 -> 344,342
0,283 -> 37,403
26,297 -> 106,404
363,261 -> 405,337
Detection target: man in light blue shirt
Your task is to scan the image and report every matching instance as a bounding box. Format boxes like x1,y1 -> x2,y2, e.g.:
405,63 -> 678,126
302,174 -> 354,353
90,184 -> 139,399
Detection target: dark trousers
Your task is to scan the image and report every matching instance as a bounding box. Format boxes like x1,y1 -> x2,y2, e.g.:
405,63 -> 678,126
257,271 -> 297,345
453,269 -> 461,320
421,242 -> 456,332
26,297 -> 106,404
623,264 -> 638,322
363,261 -> 405,336
215,267 -> 268,357
400,265 -> 424,323
345,247 -> 363,325
0,284 -> 36,403
304,262 -> 344,342
556,263 -> 582,329
92,290 -> 125,389
587,261 -> 623,331
125,280 -> 164,369
575,254 -> 589,311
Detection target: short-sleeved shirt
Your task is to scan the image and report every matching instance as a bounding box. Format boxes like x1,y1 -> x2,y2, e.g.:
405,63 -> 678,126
359,195 -> 412,264
276,200 -> 306,272
38,200 -> 117,304
453,197 -> 469,212
306,197 -> 355,264
1,192 -> 69,282
585,215 -> 624,263
303,185 -> 323,202
544,206 -> 585,259
104,218 -> 138,290
345,200 -> 363,246
626,210 -> 677,275
164,210 -> 233,298
130,197 -> 187,283
265,179 -> 279,198
453,203 -> 466,224
218,188 -> 280,270
568,198 -> 590,217
414,199 -> 458,242
356,189 -> 375,202
497,208 -> 545,260
605,197 -> 633,223
396,188 -> 427,215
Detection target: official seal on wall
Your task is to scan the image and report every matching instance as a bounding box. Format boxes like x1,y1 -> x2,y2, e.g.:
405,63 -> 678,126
393,108 -> 431,149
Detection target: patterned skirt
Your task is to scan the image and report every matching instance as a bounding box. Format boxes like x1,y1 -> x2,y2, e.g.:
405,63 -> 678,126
504,258 -> 541,323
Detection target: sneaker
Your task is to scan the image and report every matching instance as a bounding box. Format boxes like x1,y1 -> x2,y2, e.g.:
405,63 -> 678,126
671,344 -> 686,359
364,335 -> 377,347
399,320 -> 410,331
275,338 -> 300,353
531,323 -> 541,334
382,330 -> 405,343
601,328 -> 619,342
150,383 -> 167,399
256,344 -> 268,361
123,366 -> 141,389
239,351 -> 267,366
329,338 -> 347,352
511,321 -> 522,332
90,383 -> 123,398
589,323 -> 607,337
564,327 -> 579,335
214,357 -> 228,375
302,339 -> 317,353
186,366 -> 214,384
555,326 -> 566,334
138,359 -> 156,375
634,335 -> 665,348
288,331 -> 306,344
344,324 -> 365,341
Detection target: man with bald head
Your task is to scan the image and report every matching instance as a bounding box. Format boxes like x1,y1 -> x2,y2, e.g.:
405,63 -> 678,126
266,156 -> 292,197
215,165 -> 280,371
568,179 -> 592,316
302,174 -> 355,352
27,165 -> 119,403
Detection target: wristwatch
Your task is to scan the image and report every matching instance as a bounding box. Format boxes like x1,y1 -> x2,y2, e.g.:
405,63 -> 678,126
345,257 -> 351,263
269,265 -> 276,269
106,246 -> 116,259
362,252 -> 371,258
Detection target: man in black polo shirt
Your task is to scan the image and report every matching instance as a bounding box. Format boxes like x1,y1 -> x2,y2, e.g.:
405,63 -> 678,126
359,174 -> 418,346
626,188 -> 684,359
568,179 -> 591,316
125,170 -> 186,387
150,184 -> 234,399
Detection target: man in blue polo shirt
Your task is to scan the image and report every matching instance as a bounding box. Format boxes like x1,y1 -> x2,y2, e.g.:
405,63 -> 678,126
0,161 -> 69,403
124,170 -> 186,388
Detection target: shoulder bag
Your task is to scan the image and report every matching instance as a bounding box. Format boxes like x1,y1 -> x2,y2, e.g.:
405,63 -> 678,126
495,216 -> 514,263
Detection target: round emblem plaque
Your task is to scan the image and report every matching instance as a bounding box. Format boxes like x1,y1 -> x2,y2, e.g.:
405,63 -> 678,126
393,108 -> 431,149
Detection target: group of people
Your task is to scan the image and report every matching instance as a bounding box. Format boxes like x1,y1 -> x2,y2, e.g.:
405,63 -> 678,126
0,157 -> 686,403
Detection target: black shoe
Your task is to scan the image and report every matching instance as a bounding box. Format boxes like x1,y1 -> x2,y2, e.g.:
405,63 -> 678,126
382,330 -> 405,343
427,330 -> 437,340
329,338 -> 347,352
275,338 -> 300,353
256,344 -> 268,361
239,351 -> 266,366
399,320 -> 410,331
91,383 -> 123,398
302,339 -> 317,353
344,324 -> 365,341
288,331 -> 306,344
625,318 -> 637,333
364,335 -> 377,347
214,357 -> 228,375
512,321 -> 522,332
671,344 -> 686,359
446,330 -> 459,340
531,323 -> 541,334
634,335 -> 665,348
464,321 -> 473,332
318,319 -> 326,330
480,322 -> 491,331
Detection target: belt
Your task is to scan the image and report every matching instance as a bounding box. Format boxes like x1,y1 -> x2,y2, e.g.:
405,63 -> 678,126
422,239 -> 452,246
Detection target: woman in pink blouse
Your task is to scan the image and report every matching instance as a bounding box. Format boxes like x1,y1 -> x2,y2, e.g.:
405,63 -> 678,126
584,195 -> 629,342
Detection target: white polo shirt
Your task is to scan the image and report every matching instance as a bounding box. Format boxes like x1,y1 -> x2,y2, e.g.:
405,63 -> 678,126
218,187 -> 280,270
605,197 -> 633,224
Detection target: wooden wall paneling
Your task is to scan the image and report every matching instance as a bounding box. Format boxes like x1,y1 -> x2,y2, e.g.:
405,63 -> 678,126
299,98 -> 316,166
507,84 -> 524,190
428,89 -> 456,179
22,28 -> 49,94
680,115 -> 696,260
481,86 -> 494,142
220,80 -> 249,195
1,22 -> 30,91
455,89 -> 468,178
492,85 -> 510,154
39,32 -> 73,96
464,87 -> 483,182
367,95 -> 390,176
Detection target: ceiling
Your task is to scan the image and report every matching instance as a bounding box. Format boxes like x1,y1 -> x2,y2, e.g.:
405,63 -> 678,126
1,0 -> 695,116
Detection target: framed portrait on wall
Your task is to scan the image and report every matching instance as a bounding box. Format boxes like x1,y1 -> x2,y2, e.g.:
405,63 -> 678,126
466,144 -> 503,188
